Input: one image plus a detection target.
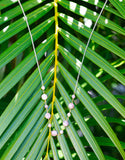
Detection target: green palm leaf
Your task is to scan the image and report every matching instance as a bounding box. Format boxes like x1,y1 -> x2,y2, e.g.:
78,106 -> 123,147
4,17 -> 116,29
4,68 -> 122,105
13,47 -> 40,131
0,0 -> 125,159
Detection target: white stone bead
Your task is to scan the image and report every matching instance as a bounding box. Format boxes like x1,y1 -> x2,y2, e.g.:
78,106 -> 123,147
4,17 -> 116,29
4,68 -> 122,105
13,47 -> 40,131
41,94 -> 47,100
45,113 -> 51,119
60,130 -> 63,134
48,123 -> 51,128
63,120 -> 69,127
45,104 -> 48,109
67,112 -> 71,117
41,85 -> 45,90
72,94 -> 75,99
68,103 -> 74,110
51,130 -> 58,136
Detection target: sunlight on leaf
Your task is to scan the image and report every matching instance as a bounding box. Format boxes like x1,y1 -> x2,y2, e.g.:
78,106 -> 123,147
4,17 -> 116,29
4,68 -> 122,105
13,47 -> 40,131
0,0 -> 125,159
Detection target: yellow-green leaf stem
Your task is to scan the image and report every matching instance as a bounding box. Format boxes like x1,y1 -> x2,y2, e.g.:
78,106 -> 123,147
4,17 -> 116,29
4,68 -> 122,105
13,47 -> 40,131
45,0 -> 59,159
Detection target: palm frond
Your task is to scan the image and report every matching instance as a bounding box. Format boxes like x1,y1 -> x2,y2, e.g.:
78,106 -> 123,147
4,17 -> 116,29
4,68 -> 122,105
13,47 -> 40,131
0,0 -> 125,159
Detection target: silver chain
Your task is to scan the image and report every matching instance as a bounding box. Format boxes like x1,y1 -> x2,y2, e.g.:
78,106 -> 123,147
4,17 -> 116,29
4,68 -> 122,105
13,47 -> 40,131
18,0 -> 44,86
18,0 -> 108,95
18,0 -> 108,138
74,0 -> 108,94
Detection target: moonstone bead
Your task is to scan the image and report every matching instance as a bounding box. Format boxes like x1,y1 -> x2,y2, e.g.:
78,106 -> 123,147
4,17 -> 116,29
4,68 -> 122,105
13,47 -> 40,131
68,103 -> 74,109
60,130 -> 63,134
48,123 -> 51,128
51,130 -> 58,136
63,120 -> 69,127
45,113 -> 51,119
67,112 -> 71,117
41,94 -> 47,100
72,94 -> 75,99
41,85 -> 45,90
45,104 -> 48,109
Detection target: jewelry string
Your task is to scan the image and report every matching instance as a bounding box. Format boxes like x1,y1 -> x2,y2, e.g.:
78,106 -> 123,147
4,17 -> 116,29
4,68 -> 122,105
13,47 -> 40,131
18,0 -> 44,87
74,0 -> 108,94
18,0 -> 108,136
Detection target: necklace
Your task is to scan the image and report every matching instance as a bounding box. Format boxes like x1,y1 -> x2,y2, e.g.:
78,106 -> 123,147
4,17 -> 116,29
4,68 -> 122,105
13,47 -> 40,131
18,0 -> 108,152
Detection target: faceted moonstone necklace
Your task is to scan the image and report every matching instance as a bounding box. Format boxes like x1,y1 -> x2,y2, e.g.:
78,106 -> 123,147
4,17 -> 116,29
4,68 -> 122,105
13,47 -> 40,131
18,0 -> 108,137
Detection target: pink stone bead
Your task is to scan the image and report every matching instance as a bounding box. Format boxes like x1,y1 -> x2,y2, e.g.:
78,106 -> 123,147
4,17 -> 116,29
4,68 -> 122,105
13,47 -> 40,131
72,94 -> 75,99
63,120 -> 69,127
45,104 -> 48,109
48,123 -> 51,128
51,130 -> 58,136
41,94 -> 47,100
68,103 -> 74,110
60,130 -> 63,134
41,85 -> 45,90
67,112 -> 71,117
45,113 -> 51,119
